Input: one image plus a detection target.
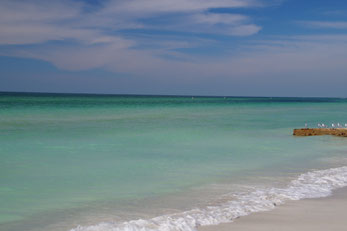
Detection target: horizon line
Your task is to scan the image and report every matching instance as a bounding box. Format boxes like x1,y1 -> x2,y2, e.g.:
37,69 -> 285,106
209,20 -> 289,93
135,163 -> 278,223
0,91 -> 346,99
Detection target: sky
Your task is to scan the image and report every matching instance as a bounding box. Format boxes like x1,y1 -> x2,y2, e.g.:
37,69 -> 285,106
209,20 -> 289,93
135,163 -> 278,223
1,0 -> 347,97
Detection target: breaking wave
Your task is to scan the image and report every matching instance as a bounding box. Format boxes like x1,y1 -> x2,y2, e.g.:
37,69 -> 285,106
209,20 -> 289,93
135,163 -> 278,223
71,166 -> 347,231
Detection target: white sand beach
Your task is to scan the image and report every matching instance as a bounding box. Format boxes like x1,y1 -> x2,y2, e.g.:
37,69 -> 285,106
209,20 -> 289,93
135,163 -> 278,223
200,187 -> 347,231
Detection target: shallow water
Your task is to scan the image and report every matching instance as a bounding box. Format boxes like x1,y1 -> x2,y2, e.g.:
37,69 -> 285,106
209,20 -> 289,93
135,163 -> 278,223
1,93 -> 347,231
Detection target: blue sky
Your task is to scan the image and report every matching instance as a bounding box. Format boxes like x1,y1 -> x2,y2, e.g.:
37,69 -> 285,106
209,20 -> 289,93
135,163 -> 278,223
1,0 -> 347,97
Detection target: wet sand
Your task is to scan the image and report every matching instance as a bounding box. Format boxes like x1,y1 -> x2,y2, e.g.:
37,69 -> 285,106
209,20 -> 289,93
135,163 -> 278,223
200,187 -> 347,231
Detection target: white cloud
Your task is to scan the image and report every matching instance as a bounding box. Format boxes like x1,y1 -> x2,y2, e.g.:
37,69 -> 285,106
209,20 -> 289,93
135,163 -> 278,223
0,0 -> 80,23
9,34 -> 346,76
140,12 -> 262,36
228,24 -> 262,36
0,0 -> 107,45
300,21 -> 347,29
192,13 -> 248,25
0,0 -> 261,45
104,0 -> 258,16
0,0 -> 266,76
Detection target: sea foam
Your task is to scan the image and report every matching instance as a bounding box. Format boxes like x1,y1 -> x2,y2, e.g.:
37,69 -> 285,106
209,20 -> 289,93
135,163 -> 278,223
71,166 -> 347,231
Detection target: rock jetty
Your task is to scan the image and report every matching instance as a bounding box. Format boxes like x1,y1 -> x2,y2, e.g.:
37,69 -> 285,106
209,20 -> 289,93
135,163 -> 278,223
293,128 -> 347,137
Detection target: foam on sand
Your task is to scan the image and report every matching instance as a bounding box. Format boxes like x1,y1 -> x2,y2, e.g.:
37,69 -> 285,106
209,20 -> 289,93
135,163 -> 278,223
71,166 -> 347,231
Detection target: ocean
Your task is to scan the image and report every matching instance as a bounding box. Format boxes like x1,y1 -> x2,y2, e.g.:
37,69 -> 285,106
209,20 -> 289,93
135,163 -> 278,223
1,93 -> 347,231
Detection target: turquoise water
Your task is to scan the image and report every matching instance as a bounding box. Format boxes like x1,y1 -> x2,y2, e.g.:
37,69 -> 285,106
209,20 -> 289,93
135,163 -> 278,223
1,93 -> 347,231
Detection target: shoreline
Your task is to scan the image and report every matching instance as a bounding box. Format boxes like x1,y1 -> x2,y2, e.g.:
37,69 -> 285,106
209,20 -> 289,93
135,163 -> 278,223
67,166 -> 347,231
199,186 -> 347,231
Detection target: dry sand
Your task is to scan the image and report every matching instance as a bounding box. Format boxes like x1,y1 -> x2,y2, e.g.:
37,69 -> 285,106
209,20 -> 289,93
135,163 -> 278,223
199,187 -> 347,231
